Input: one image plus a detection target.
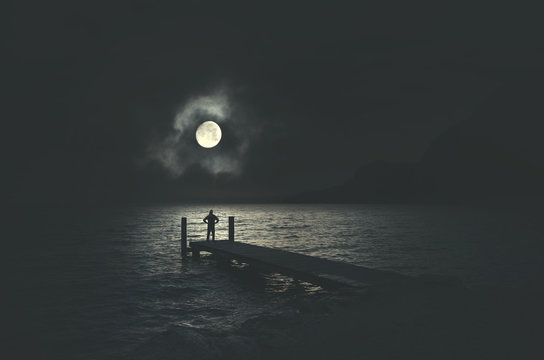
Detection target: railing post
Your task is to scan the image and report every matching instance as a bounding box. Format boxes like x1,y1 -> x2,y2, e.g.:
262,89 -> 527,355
181,217 -> 187,258
228,216 -> 234,241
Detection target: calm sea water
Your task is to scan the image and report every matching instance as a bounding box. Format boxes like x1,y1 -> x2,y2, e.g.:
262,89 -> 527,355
9,204 -> 543,359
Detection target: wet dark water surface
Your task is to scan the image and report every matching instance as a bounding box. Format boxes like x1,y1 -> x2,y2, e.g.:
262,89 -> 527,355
9,204 -> 543,359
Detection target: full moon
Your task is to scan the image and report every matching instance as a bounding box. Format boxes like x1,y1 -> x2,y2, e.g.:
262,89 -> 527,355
195,121 -> 222,148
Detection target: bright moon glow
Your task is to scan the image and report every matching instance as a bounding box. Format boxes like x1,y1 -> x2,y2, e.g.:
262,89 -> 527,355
196,121 -> 222,148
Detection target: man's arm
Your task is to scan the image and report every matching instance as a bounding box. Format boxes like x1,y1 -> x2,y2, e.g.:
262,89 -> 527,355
203,217 -> 208,223
215,216 -> 219,224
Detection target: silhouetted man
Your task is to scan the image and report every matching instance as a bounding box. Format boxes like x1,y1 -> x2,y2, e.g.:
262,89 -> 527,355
203,210 -> 219,242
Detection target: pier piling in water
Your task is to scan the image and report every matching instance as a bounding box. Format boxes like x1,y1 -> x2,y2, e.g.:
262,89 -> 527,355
181,217 -> 187,258
229,216 -> 234,241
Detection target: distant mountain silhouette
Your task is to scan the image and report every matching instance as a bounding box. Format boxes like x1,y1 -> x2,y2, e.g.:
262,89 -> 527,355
286,125 -> 544,204
288,76 -> 544,204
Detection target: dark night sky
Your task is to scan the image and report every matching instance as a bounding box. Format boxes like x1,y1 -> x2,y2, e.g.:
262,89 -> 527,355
6,1 -> 544,205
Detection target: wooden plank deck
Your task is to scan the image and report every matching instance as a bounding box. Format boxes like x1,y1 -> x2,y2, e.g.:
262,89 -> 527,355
189,240 -> 417,289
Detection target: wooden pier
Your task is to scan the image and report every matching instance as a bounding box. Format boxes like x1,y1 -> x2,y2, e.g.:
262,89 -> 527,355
189,240 -> 415,288
181,216 -> 418,289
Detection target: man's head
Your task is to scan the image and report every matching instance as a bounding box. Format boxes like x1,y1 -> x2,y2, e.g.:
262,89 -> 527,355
209,210 -> 213,215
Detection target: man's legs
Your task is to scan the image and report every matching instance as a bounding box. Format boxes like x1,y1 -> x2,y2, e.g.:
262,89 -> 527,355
206,229 -> 210,241
211,229 -> 215,241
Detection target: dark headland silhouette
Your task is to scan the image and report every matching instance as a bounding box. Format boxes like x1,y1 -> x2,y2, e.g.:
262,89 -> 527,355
286,81 -> 544,203
286,124 -> 544,204
288,79 -> 544,204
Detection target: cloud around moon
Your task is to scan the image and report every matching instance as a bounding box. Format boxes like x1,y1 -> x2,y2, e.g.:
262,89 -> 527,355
147,90 -> 254,177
